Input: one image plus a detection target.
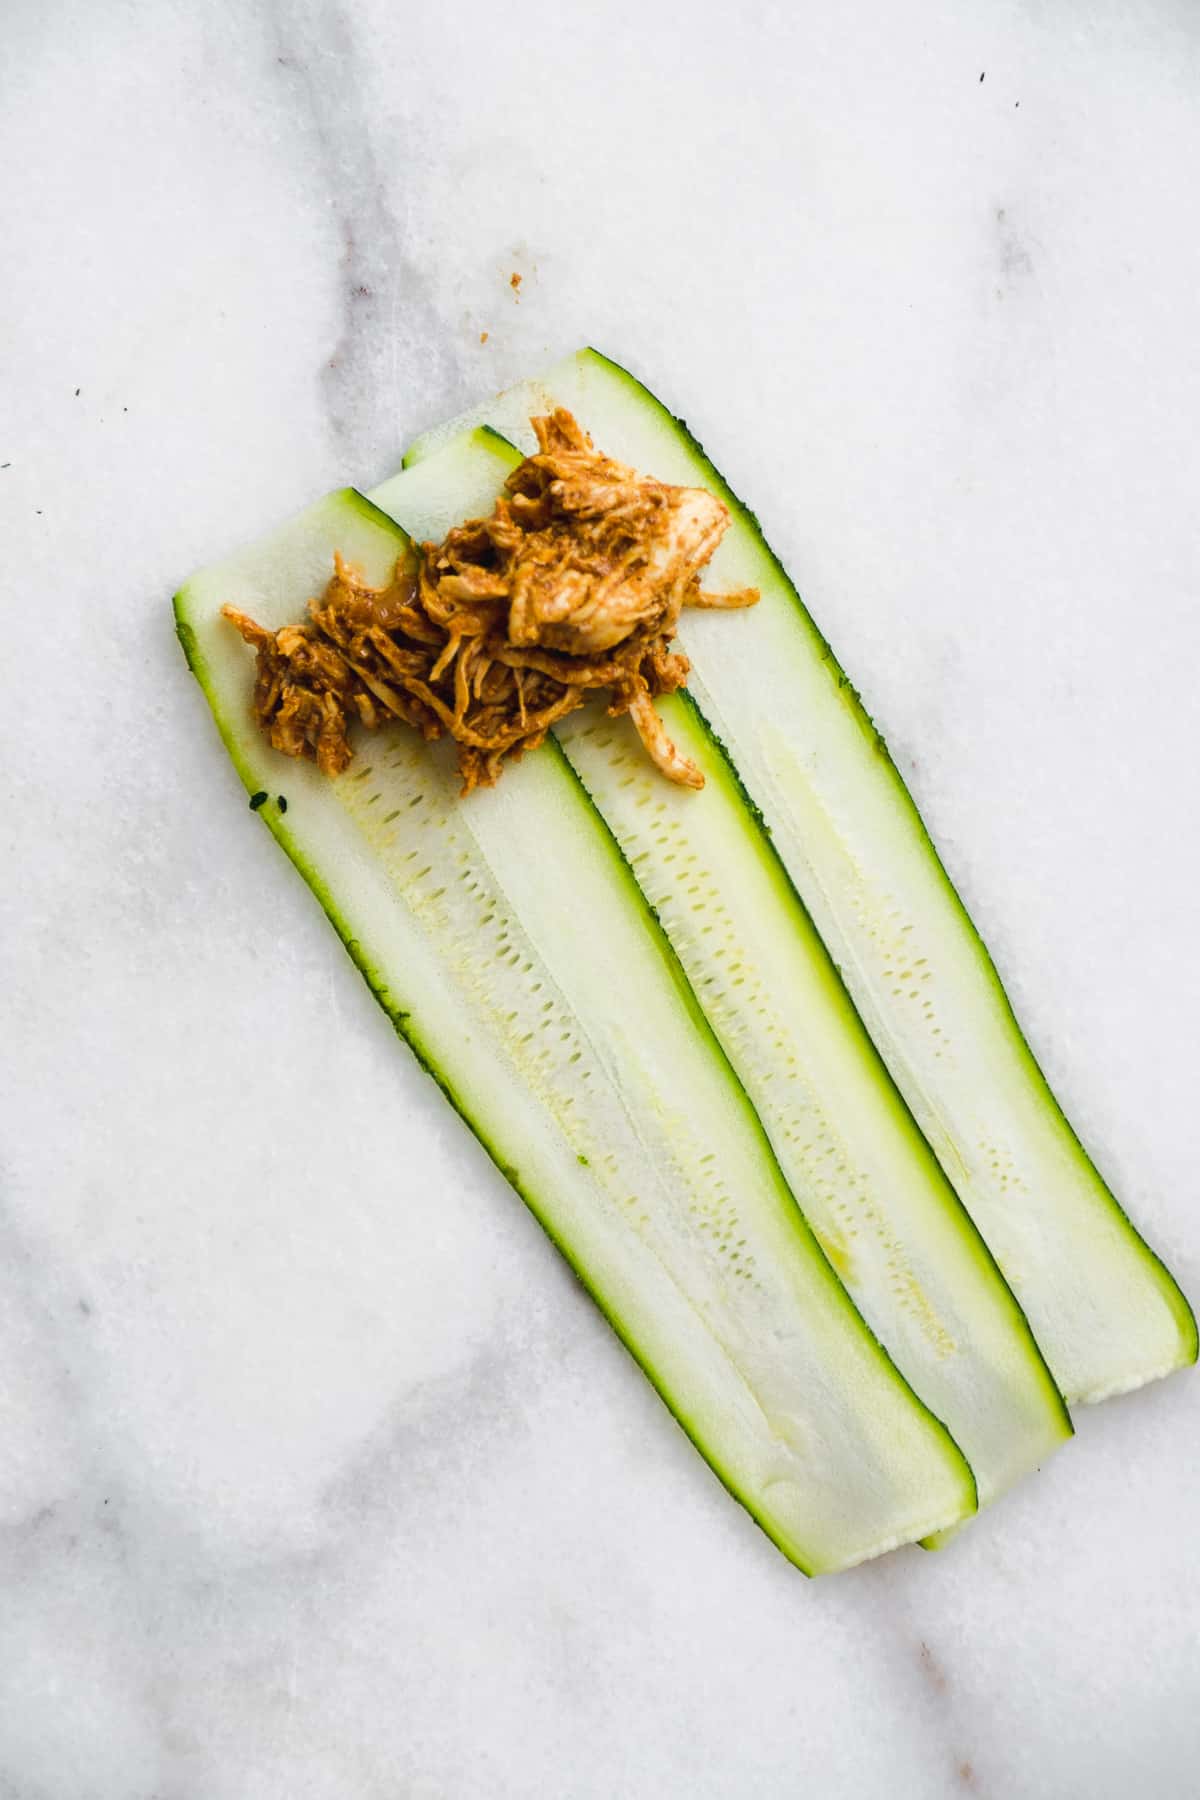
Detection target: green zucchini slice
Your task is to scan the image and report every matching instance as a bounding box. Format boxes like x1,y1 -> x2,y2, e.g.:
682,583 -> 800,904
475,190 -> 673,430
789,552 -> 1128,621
377,431 -> 1071,1512
404,352 -> 1196,1406
174,480 -> 976,1573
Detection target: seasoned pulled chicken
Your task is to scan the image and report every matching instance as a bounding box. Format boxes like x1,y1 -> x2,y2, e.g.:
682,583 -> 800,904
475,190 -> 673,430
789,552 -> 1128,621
224,409 -> 758,793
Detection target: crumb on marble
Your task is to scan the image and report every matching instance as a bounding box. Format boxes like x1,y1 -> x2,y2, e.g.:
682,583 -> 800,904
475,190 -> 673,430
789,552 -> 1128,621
480,331 -> 489,343
918,1640 -> 949,1695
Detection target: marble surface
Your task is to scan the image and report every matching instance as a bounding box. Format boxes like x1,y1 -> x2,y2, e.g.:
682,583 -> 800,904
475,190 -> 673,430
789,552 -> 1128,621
3,1 -> 1199,1794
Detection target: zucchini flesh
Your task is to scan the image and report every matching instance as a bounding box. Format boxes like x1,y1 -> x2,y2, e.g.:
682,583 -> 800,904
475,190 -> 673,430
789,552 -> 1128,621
174,476 -> 977,1573
404,353 -> 1197,1406
376,435 -> 1071,1510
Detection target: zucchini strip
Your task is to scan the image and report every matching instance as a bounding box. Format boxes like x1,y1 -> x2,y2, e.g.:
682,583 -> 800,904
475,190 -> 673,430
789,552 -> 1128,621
175,484 -> 976,1573
403,353 -> 1196,1406
375,433 -> 1072,1512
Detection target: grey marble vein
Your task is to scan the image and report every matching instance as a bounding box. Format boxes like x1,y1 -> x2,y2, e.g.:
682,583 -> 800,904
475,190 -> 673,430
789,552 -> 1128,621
268,0 -> 459,484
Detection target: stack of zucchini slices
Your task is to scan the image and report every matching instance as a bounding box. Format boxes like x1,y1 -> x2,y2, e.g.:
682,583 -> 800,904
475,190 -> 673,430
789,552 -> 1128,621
175,350 -> 1194,1574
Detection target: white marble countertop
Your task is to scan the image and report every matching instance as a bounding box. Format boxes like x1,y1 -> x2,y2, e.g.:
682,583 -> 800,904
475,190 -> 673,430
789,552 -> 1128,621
3,2 -> 1199,1795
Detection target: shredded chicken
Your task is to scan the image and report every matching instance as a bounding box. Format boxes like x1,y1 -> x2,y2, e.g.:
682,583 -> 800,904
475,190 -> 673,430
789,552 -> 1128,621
224,409 -> 758,793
